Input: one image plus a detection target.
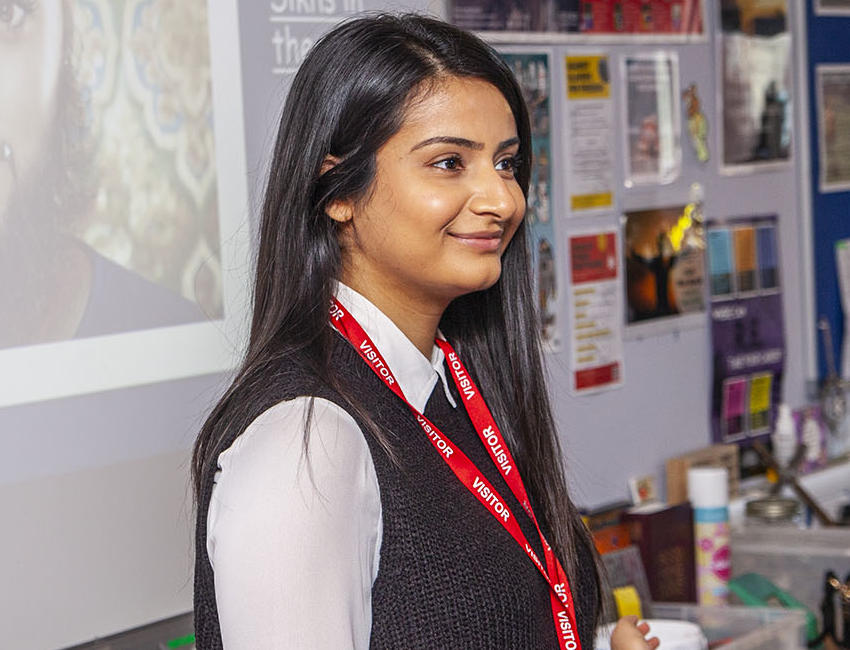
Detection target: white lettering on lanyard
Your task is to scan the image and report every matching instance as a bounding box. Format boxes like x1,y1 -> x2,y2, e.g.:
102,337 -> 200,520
481,425 -> 513,475
554,582 -> 569,605
447,352 -> 476,401
557,610 -> 578,649
415,415 -> 453,458
524,542 -> 547,574
358,340 -> 396,385
472,476 -> 510,522
329,302 -> 345,321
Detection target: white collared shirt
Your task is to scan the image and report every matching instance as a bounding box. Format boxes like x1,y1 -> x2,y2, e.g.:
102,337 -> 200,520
206,283 -> 456,649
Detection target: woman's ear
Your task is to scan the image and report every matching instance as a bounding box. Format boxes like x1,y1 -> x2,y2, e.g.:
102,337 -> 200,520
320,155 -> 354,224
326,199 -> 354,224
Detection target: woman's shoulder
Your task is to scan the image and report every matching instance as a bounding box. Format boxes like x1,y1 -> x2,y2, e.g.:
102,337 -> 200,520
218,395 -> 365,473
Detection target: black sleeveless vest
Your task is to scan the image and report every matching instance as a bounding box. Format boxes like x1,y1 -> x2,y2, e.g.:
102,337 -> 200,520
194,335 -> 598,649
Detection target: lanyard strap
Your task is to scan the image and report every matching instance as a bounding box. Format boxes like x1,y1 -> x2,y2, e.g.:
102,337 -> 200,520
329,298 -> 582,650
435,338 -> 580,644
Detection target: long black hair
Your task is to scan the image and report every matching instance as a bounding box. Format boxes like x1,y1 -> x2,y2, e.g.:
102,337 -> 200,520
192,12 -> 601,625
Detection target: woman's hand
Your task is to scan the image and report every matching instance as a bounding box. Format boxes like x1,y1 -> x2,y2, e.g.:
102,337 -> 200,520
610,615 -> 660,650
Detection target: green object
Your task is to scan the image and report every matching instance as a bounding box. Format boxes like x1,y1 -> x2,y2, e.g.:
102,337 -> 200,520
728,572 -> 819,643
166,633 -> 195,648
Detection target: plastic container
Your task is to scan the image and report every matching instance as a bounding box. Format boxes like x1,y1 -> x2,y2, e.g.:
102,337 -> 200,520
688,467 -> 731,604
650,603 -> 807,649
731,524 -> 850,621
595,619 -> 708,650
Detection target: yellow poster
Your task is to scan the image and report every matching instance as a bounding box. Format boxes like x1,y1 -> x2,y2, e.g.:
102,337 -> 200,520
566,55 -> 610,100
565,54 -> 615,213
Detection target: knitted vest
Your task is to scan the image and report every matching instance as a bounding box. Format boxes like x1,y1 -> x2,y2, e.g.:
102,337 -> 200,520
194,335 -> 598,649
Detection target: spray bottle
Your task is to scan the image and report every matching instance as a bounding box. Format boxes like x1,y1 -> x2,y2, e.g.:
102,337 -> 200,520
772,403 -> 797,469
688,467 -> 730,605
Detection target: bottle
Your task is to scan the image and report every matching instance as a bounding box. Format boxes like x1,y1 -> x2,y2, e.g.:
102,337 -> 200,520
772,403 -> 796,469
687,467 -> 730,605
801,409 -> 824,467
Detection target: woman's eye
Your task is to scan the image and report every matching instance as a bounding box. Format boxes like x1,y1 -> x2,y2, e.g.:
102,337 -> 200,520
496,156 -> 520,174
433,156 -> 462,171
0,0 -> 35,30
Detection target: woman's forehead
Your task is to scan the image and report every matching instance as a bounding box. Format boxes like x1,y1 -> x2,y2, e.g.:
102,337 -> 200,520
395,77 -> 518,142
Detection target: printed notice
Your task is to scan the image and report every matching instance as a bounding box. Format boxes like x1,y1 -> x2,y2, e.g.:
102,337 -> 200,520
565,55 -> 615,213
623,52 -> 681,186
501,52 -> 561,350
708,215 -> 784,443
568,231 -> 624,394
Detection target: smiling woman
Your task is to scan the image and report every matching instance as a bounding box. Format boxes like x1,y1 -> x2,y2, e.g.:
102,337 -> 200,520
192,13 -> 655,650
328,77 -> 526,356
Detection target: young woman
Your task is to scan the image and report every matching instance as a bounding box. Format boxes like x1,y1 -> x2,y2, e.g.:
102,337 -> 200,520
192,14 -> 658,650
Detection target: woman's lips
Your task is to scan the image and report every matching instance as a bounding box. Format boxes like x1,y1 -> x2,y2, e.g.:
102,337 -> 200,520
448,230 -> 503,251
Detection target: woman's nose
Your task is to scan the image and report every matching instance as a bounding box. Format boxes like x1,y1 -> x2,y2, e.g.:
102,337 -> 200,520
466,167 -> 523,220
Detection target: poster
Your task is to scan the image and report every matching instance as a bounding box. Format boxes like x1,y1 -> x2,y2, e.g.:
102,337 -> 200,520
816,0 -> 850,16
567,231 -> 624,394
449,0 -> 704,37
565,54 -> 616,213
708,215 -> 784,443
623,53 -> 681,186
817,65 -> 850,192
624,203 -> 705,325
501,53 -> 561,349
718,0 -> 792,172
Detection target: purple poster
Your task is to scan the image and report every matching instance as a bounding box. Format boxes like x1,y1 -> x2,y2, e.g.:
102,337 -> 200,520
708,215 -> 784,443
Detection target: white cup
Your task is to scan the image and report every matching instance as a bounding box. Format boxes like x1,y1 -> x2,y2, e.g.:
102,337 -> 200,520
594,618 -> 709,650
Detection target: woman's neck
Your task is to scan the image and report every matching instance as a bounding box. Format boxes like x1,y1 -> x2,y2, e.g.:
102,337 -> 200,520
339,272 -> 447,359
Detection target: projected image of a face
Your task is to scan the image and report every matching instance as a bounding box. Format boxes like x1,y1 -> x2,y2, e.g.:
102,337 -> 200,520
0,0 -> 222,349
0,0 -> 63,230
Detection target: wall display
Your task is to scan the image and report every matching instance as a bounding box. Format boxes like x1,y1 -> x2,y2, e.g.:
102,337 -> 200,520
501,52 -> 561,349
623,52 -> 681,186
0,0 -> 251,407
682,83 -> 710,162
449,0 -> 704,38
567,231 -> 624,395
817,65 -> 850,192
717,0 -> 792,172
816,0 -> 850,16
564,54 -> 616,212
624,203 -> 705,325
708,215 -> 784,443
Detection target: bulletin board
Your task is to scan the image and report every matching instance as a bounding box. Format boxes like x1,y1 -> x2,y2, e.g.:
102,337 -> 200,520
472,0 -> 815,508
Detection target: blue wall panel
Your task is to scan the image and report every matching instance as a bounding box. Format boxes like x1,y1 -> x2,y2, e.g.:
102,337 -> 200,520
806,2 -> 850,379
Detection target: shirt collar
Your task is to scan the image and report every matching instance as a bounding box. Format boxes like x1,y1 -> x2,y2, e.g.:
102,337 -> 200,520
335,282 -> 457,412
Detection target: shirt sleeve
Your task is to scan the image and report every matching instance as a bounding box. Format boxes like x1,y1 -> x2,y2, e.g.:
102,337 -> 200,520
206,396 -> 382,649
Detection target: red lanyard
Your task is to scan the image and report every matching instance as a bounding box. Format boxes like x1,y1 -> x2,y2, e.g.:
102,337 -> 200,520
330,298 -> 582,650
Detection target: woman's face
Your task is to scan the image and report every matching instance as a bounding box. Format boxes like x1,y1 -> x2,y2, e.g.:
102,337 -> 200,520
0,0 -> 64,225
335,76 -> 526,308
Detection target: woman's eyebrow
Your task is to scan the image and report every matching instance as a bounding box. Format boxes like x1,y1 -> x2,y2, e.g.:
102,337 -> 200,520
411,136 -> 483,152
497,137 -> 520,151
410,135 -> 520,152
